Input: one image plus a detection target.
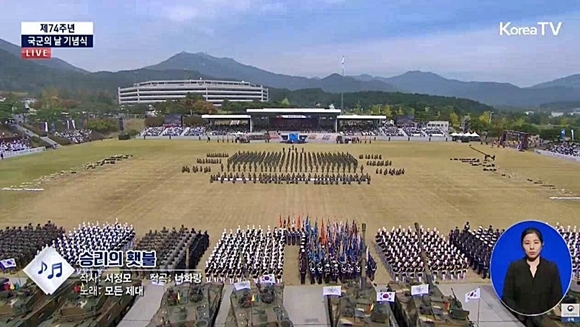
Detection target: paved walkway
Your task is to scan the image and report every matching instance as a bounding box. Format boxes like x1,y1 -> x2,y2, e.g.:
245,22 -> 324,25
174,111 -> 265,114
118,282 -> 166,327
284,286 -> 329,327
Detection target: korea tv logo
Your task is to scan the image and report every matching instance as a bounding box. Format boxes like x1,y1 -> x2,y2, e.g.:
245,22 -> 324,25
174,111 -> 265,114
490,220 -> 573,316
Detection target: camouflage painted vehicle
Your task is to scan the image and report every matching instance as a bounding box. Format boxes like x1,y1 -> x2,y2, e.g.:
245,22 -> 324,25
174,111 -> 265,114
225,282 -> 293,327
0,278 -> 76,327
327,223 -> 398,327
327,279 -> 399,327
37,279 -> 141,327
388,223 -> 473,327
148,282 -> 224,327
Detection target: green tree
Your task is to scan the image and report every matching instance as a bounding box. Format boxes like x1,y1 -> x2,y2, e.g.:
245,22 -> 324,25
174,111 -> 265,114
449,111 -> 460,127
220,99 -> 232,112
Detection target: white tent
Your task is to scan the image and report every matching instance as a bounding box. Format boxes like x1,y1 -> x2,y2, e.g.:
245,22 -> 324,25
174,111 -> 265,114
451,132 -> 459,136
464,132 -> 473,137
471,132 -> 480,137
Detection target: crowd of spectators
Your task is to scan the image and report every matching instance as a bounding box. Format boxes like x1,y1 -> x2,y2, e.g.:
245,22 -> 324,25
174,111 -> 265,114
379,126 -> 405,137
423,128 -> 446,137
547,142 -> 580,157
162,126 -> 185,136
0,138 -> 31,153
54,129 -> 92,144
207,125 -> 249,135
184,126 -> 206,136
338,123 -> 379,136
141,127 -> 165,136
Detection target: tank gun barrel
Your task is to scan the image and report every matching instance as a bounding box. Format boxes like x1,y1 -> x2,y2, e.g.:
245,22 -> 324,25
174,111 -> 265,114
413,222 -> 434,286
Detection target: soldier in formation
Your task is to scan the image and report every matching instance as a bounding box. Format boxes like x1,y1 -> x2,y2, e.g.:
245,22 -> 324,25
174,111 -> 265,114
376,168 -> 405,176
376,226 -> 468,283
225,149 -> 359,174
209,172 -> 371,185
0,221 -> 64,272
551,223 -> 579,278
133,226 -> 209,277
448,224 -> 500,279
183,166 -> 211,173
360,154 -> 382,160
204,226 -> 285,284
51,219 -> 135,273
206,153 -> 229,158
197,158 -> 222,164
366,160 -> 392,166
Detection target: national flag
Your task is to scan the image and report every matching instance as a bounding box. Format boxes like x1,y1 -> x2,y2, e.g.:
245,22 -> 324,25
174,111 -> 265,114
259,274 -> 275,284
465,288 -> 480,302
377,291 -> 395,302
410,284 -> 429,296
0,258 -> 17,268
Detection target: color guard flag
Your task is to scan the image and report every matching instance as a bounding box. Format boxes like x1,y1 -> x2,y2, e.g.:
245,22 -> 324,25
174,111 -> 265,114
259,274 -> 275,284
234,281 -> 251,291
0,258 -> 17,269
465,288 -> 481,302
377,291 -> 395,302
411,284 -> 429,296
322,286 -> 342,296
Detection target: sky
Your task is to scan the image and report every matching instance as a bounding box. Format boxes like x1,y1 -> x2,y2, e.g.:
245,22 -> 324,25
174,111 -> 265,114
0,0 -> 579,87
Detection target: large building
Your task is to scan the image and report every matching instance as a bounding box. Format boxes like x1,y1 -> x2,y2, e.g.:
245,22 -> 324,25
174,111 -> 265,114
117,79 -> 269,106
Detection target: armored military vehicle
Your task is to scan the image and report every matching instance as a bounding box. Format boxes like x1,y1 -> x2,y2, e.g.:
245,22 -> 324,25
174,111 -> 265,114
148,282 -> 224,327
388,223 -> 473,327
0,279 -> 76,327
225,282 -> 293,327
327,222 -> 399,327
37,280 -> 141,327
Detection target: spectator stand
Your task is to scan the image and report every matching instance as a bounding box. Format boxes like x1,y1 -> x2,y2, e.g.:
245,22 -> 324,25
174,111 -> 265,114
337,115 -> 386,137
0,135 -> 45,159
535,142 -> 580,163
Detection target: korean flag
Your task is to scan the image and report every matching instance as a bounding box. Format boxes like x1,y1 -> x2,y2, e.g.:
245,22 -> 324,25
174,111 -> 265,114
259,274 -> 276,284
0,258 -> 17,269
377,291 -> 395,302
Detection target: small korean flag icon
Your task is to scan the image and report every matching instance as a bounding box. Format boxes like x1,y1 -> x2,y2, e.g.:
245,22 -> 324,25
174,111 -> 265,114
377,291 -> 395,302
23,247 -> 75,295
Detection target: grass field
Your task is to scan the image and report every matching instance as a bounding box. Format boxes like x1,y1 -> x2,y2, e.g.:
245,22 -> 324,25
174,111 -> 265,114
1,140 -> 579,284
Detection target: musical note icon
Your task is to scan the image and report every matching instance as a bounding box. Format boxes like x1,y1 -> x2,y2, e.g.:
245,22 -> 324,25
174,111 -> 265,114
47,263 -> 62,279
24,247 -> 75,295
38,261 -> 48,275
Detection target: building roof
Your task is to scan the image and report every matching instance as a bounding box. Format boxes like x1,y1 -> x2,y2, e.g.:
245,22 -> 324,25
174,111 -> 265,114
201,114 -> 251,119
337,115 -> 386,120
246,108 -> 341,114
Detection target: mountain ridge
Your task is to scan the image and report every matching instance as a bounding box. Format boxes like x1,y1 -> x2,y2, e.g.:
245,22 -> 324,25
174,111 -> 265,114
1,38 -> 579,107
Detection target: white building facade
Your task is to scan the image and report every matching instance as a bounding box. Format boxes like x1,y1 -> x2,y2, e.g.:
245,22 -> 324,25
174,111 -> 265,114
117,79 -> 269,107
426,120 -> 450,131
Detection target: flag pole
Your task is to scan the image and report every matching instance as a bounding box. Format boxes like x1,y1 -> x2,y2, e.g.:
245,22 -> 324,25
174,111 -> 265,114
341,56 -> 345,110
476,296 -> 481,327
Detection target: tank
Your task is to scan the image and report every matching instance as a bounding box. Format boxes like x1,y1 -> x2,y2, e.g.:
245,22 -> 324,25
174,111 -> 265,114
327,222 -> 399,327
148,282 -> 224,327
225,282 -> 293,327
37,279 -> 141,327
388,223 -> 473,327
0,278 -> 76,327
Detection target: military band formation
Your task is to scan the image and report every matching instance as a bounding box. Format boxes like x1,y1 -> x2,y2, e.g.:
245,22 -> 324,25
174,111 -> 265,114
209,171 -> 372,184
204,226 -> 285,284
376,226 -> 469,283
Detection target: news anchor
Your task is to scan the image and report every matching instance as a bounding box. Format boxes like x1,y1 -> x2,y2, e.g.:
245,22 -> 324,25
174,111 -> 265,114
491,220 -> 572,317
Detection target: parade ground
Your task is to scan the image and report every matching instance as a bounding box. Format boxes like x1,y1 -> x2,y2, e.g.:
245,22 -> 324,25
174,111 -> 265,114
1,140 -> 580,285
